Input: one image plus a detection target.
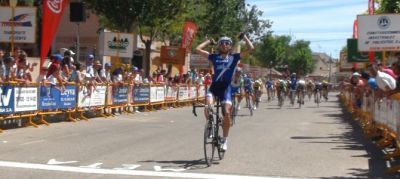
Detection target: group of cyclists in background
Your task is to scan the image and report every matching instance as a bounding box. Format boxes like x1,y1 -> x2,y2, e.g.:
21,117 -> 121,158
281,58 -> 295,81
230,71 -> 331,112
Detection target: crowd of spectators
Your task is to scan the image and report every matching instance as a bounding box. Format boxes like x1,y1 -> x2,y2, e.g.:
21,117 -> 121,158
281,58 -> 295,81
0,48 -> 212,90
342,57 -> 400,108
0,48 -> 37,84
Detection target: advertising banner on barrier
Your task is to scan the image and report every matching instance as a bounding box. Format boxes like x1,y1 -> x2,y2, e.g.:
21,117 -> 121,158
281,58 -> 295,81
178,86 -> 189,101
189,86 -> 197,99
78,86 -> 106,107
0,85 -> 14,114
198,86 -> 206,98
165,86 -> 177,101
133,85 -> 150,103
14,87 -> 37,112
39,85 -> 76,110
113,86 -> 129,104
150,86 -> 165,103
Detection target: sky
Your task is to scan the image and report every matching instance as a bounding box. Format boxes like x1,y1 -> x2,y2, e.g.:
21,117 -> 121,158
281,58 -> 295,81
247,0 -> 368,59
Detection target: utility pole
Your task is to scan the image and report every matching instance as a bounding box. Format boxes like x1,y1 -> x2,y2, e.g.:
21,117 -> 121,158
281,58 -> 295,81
328,53 -> 332,83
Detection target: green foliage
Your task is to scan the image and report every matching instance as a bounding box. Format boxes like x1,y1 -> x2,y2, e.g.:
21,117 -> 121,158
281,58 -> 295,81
287,40 -> 314,75
251,34 -> 314,75
376,0 -> 400,13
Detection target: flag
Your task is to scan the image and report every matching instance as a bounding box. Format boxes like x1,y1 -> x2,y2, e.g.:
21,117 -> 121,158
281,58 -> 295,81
353,19 -> 358,39
40,0 -> 68,73
368,0 -> 375,15
181,21 -> 197,50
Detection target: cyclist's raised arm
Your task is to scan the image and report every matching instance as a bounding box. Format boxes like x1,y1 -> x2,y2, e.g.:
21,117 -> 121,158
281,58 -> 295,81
196,39 -> 211,59
240,35 -> 254,58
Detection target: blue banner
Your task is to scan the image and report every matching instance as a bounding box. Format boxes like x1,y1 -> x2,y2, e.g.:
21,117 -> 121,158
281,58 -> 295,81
39,85 -> 77,110
59,86 -> 77,109
133,85 -> 150,103
112,86 -> 129,104
0,85 -> 14,114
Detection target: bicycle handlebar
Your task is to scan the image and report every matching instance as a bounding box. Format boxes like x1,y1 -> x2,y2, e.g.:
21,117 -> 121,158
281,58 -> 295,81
192,102 -> 223,117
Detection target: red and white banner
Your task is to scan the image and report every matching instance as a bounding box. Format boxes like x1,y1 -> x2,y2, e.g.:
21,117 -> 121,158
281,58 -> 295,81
181,21 -> 197,50
353,19 -> 358,39
40,0 -> 68,73
368,0 -> 375,15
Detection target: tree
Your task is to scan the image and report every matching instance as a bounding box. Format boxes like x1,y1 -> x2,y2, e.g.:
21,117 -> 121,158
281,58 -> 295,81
84,0 -> 185,76
287,40 -> 314,76
252,34 -> 291,68
376,0 -> 400,13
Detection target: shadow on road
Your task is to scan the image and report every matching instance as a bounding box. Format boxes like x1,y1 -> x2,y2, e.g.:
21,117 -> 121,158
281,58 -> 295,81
139,159 -> 210,170
291,102 -> 397,178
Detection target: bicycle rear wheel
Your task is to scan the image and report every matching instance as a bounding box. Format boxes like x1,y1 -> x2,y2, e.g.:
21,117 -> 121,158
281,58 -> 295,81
203,119 -> 215,166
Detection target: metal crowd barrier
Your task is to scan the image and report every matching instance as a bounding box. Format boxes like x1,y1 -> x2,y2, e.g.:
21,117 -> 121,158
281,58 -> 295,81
340,88 -> 400,174
0,82 -> 207,133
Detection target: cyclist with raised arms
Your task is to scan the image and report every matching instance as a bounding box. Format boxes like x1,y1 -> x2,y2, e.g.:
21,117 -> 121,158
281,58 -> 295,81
196,34 -> 254,151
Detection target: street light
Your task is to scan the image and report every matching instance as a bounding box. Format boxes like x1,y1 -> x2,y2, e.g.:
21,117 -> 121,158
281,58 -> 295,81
9,0 -> 17,56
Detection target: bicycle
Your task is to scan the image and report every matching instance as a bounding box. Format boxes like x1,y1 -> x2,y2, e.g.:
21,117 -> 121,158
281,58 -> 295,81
231,94 -> 239,126
289,89 -> 296,106
192,99 -> 226,166
315,89 -> 321,108
298,89 -> 304,108
278,89 -> 284,108
254,89 -> 262,109
245,92 -> 254,116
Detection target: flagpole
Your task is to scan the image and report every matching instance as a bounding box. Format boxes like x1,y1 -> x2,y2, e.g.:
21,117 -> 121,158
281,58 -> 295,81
10,0 -> 17,56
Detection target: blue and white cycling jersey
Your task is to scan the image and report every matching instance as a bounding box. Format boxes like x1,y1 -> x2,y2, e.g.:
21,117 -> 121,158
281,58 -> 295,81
243,77 -> 253,92
266,80 -> 273,89
207,53 -> 241,103
290,77 -> 297,90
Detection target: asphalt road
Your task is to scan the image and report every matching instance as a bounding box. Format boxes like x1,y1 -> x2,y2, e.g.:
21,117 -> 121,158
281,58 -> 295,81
0,93 -> 393,178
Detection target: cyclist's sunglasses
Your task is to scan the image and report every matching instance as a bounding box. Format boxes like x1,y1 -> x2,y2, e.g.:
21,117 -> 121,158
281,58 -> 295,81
219,40 -> 232,46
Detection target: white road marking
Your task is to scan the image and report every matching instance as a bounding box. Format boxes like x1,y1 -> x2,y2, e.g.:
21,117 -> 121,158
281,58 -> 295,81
47,159 -> 78,165
113,164 -> 141,170
79,162 -> 103,169
0,160 -> 283,179
154,165 -> 187,172
20,140 -> 45,146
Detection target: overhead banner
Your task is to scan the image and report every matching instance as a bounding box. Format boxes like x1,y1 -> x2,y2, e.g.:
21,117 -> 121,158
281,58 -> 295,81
347,38 -> 382,62
160,46 -> 186,65
357,14 -> 400,52
99,32 -> 134,58
190,54 -> 210,69
0,7 -> 37,43
40,0 -> 69,72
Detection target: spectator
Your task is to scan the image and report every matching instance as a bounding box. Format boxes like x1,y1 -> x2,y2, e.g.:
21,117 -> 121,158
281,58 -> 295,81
3,55 -> 17,82
46,54 -> 65,89
93,60 -> 104,83
86,54 -> 95,78
16,51 -> 36,82
61,51 -> 74,78
100,63 -> 112,83
369,61 -> 396,99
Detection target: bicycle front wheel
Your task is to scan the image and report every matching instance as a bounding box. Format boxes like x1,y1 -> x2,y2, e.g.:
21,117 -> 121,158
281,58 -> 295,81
203,120 -> 215,166
217,120 -> 225,160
